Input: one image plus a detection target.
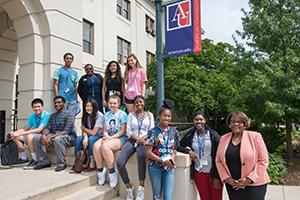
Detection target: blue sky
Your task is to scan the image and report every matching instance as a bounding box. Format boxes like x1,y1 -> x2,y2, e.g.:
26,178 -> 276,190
201,0 -> 250,44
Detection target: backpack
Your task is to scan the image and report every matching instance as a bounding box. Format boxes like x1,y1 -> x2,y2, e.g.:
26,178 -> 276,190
1,139 -> 19,165
71,150 -> 87,173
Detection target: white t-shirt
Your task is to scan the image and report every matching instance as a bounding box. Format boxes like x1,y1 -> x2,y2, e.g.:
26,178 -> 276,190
126,111 -> 155,138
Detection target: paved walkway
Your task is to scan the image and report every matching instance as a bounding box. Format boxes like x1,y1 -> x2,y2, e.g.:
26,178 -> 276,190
1,164 -> 300,200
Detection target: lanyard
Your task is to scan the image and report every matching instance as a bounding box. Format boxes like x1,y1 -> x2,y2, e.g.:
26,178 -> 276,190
135,112 -> 146,136
196,131 -> 206,158
162,129 -> 170,148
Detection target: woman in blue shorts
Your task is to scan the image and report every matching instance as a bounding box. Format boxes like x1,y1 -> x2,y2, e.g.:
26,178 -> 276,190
93,94 -> 127,188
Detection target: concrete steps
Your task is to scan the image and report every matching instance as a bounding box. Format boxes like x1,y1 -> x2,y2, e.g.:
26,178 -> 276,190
58,184 -> 118,200
47,146 -> 75,166
0,166 -> 121,200
26,169 -> 97,200
111,197 -> 123,200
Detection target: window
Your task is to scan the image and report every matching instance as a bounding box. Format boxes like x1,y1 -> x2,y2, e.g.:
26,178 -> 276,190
117,37 -> 131,64
146,51 -> 155,65
83,19 -> 94,54
117,0 -> 131,20
145,15 -> 155,36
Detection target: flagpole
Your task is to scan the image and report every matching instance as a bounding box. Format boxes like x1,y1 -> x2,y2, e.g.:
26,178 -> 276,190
155,0 -> 164,115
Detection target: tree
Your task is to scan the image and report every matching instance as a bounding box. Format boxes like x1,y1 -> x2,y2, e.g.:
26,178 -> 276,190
146,39 -> 238,131
239,0 -> 300,158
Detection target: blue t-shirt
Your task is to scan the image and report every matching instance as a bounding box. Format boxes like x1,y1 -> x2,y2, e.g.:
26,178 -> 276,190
146,126 -> 179,168
53,66 -> 79,101
26,111 -> 51,128
103,110 -> 127,136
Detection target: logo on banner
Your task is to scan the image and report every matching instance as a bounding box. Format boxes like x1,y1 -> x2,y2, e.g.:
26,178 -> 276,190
166,0 -> 192,31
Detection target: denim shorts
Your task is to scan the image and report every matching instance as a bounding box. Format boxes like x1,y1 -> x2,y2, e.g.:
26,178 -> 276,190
118,135 -> 128,145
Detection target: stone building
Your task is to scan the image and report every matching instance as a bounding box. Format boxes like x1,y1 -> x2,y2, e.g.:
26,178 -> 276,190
0,0 -> 156,134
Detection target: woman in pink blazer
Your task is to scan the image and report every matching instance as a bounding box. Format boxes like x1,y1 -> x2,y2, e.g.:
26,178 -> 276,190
216,111 -> 270,200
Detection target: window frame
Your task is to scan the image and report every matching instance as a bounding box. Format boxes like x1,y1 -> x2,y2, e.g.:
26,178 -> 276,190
146,50 -> 155,65
145,14 -> 155,36
82,19 -> 94,54
117,0 -> 131,20
117,36 -> 131,65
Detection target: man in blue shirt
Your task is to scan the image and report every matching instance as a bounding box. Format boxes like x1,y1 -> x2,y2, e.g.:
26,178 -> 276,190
53,52 -> 80,116
9,98 -> 51,169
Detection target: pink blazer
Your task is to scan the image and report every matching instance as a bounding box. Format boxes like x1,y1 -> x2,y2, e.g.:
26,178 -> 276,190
216,130 -> 270,186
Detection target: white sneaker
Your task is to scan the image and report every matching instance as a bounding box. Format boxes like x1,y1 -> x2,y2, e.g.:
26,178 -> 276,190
126,187 -> 133,200
108,171 -> 118,188
136,186 -> 145,200
97,167 -> 107,185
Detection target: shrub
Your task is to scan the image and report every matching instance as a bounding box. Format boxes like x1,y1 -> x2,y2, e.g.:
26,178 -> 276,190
267,153 -> 287,184
259,126 -> 285,153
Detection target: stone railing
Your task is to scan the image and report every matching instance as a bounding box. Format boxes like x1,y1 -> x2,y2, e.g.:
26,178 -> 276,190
118,152 -> 199,200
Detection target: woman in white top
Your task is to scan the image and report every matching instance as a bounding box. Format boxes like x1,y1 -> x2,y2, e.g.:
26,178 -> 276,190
117,95 -> 155,200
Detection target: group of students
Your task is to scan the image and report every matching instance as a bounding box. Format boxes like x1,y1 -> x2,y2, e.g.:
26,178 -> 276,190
8,52 -> 270,200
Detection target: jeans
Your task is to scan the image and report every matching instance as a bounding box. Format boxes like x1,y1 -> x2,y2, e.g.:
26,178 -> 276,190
148,164 -> 175,200
74,135 -> 101,157
33,134 -> 75,166
65,100 -> 80,116
117,141 -> 146,184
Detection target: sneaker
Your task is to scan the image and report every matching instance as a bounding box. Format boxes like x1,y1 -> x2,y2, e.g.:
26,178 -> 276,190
23,160 -> 38,170
108,171 -> 118,188
55,164 -> 66,172
97,167 -> 107,185
126,187 -> 133,200
15,158 -> 28,165
33,161 -> 51,170
136,186 -> 145,200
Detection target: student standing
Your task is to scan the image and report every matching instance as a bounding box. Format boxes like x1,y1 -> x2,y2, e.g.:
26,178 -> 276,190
146,100 -> 179,200
53,52 -> 80,116
124,54 -> 147,113
178,111 -> 223,200
78,64 -> 104,113
102,61 -> 124,111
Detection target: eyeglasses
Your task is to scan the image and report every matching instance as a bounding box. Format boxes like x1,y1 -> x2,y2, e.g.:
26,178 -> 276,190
85,68 -> 93,71
230,120 -> 244,125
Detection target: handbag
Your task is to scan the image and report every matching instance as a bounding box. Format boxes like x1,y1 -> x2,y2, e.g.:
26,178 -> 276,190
1,139 -> 19,165
71,150 -> 87,173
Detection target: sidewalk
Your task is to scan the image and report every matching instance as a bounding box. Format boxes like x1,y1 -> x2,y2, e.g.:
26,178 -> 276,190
1,164 -> 300,200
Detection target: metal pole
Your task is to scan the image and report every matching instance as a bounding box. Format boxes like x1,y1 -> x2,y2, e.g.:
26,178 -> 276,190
155,0 -> 164,115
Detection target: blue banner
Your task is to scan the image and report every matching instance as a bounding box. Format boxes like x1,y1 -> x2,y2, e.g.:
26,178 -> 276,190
165,0 -> 201,57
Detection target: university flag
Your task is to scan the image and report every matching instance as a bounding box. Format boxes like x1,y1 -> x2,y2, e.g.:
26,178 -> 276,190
165,0 -> 201,57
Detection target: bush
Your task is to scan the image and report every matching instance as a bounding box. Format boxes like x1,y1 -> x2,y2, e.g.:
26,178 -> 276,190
259,126 -> 285,153
267,153 -> 287,184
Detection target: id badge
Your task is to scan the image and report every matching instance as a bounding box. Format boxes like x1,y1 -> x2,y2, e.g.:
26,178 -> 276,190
64,88 -> 70,94
200,159 -> 208,166
127,87 -> 134,92
161,154 -> 172,162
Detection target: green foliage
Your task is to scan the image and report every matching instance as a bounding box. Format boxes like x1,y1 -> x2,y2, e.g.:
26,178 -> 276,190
238,0 -> 300,158
267,153 -> 288,184
259,126 -> 285,153
146,39 -> 238,126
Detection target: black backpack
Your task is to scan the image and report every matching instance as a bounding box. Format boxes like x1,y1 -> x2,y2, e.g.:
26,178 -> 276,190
1,139 -> 18,165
